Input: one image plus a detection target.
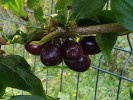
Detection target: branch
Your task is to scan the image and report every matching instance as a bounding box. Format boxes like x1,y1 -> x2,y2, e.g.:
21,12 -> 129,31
0,23 -> 129,45
74,23 -> 128,35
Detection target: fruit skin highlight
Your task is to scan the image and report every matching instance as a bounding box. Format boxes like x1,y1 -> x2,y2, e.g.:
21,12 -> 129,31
25,41 -> 44,55
64,54 -> 91,72
61,40 -> 83,61
40,44 -> 62,66
79,36 -> 101,55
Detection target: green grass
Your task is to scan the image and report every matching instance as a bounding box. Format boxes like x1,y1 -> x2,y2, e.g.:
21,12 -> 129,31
0,0 -> 133,100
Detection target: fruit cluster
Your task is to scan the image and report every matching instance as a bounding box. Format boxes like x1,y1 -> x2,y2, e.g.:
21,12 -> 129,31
25,36 -> 101,72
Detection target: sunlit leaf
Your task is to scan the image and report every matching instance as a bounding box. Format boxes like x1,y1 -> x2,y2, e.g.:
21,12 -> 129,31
27,0 -> 41,9
0,0 -> 27,18
34,7 -> 46,23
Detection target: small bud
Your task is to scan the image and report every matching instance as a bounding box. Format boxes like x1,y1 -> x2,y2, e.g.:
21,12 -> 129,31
41,24 -> 45,30
13,35 -> 24,44
0,49 -> 5,58
50,18 -> 58,27
69,21 -> 77,29
0,37 -> 6,45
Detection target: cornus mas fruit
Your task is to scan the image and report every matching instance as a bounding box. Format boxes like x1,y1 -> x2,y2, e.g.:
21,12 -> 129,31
40,44 -> 62,66
79,36 -> 101,55
61,40 -> 83,61
25,41 -> 44,55
64,54 -> 91,72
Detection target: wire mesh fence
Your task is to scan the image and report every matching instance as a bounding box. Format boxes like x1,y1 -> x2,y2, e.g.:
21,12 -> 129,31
0,0 -> 133,100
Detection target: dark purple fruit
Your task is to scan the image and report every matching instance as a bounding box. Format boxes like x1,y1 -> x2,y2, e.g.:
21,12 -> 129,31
61,40 -> 83,61
40,44 -> 62,66
79,36 -> 101,55
64,55 -> 91,72
25,41 -> 44,55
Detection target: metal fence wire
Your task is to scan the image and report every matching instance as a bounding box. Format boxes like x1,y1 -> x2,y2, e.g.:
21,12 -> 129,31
0,0 -> 133,100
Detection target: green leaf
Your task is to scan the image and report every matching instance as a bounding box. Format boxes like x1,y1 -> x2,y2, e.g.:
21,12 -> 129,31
55,0 -> 67,11
54,11 -> 66,25
1,55 -> 31,73
0,82 -> 6,99
131,85 -> 133,99
27,0 -> 46,23
0,55 -> 46,98
34,7 -> 46,23
118,31 -> 130,36
27,0 -> 41,9
10,95 -> 57,100
0,0 -> 27,18
72,0 -> 107,20
10,95 -> 46,100
55,0 -> 73,24
26,21 -> 38,32
0,27 -> 2,31
97,10 -> 116,24
47,95 -> 58,100
96,33 -> 118,62
55,0 -> 73,11
77,18 -> 100,26
23,30 -> 40,43
111,0 -> 133,32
